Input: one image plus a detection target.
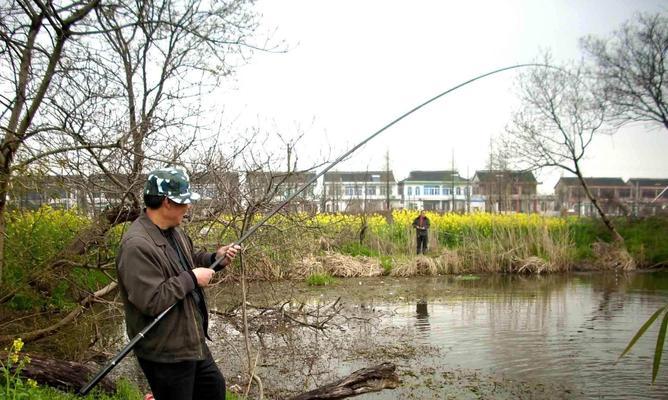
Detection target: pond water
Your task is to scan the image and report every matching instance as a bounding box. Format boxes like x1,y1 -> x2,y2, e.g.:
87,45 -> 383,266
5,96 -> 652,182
83,271 -> 668,399
204,271 -> 668,399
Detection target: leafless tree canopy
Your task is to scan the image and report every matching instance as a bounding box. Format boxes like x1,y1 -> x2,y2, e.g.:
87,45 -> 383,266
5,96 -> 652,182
504,63 -> 605,174
581,12 -> 668,130
0,0 -> 265,282
503,60 -> 624,242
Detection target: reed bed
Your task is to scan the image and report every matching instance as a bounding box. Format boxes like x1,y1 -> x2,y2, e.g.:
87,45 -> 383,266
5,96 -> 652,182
186,209 -> 640,279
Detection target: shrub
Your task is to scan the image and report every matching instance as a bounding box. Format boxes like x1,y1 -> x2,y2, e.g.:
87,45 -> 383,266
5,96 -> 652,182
306,273 -> 335,286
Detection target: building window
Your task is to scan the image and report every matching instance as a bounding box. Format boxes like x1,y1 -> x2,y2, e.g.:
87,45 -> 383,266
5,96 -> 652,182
371,174 -> 380,182
366,186 -> 376,196
618,189 -> 630,198
443,188 -> 450,195
415,186 -> 421,196
345,186 -> 354,196
424,185 -> 440,195
641,189 -> 656,199
380,186 -> 387,195
407,187 -> 412,196
600,188 -> 614,198
456,187 -> 461,195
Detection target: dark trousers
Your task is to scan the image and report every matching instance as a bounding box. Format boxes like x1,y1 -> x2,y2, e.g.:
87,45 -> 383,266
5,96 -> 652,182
416,234 -> 428,254
137,350 -> 225,400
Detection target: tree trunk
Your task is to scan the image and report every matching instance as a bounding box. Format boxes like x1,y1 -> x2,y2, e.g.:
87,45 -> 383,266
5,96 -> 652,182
576,173 -> 625,244
288,363 -> 399,400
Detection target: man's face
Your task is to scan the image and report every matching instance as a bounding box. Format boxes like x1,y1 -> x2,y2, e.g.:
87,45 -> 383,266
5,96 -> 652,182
164,198 -> 190,227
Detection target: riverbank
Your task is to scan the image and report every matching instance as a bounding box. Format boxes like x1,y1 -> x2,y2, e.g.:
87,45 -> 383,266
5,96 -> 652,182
2,207 -> 667,312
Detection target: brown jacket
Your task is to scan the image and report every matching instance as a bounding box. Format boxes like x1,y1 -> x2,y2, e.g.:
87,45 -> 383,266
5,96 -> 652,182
116,211 -> 214,362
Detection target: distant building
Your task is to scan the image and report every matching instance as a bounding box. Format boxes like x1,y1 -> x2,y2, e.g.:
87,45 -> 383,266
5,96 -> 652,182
554,177 -> 630,216
190,171 -> 240,215
397,170 -> 480,212
535,194 -> 558,216
245,170 -> 318,213
322,171 -> 398,213
472,170 -> 537,213
10,175 -> 85,211
626,178 -> 668,216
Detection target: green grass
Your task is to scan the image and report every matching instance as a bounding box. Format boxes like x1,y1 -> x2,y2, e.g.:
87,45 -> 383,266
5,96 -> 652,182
339,242 -> 378,257
380,256 -> 393,275
306,273 -> 336,286
568,216 -> 668,267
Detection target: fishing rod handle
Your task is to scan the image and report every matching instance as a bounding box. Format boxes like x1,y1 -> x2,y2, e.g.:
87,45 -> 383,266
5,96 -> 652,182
78,304 -> 175,396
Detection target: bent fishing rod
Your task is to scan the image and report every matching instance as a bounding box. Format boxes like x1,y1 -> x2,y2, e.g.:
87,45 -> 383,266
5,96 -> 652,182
79,62 -> 552,395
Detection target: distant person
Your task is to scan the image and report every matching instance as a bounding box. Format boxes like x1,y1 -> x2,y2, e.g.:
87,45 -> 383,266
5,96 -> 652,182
412,210 -> 430,254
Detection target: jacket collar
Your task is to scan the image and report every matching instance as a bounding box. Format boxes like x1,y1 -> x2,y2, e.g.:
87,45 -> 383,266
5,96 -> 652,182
136,210 -> 195,270
137,210 -> 170,248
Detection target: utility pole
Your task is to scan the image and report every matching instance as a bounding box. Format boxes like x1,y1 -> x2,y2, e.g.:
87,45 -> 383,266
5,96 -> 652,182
466,165 -> 471,213
451,148 -> 455,212
384,150 -> 391,211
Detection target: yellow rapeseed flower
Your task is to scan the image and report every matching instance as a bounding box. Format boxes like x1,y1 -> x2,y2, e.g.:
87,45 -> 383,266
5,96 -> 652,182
12,338 -> 23,353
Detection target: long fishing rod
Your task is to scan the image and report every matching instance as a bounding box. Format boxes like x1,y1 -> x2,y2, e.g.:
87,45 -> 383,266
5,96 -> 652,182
79,62 -> 551,396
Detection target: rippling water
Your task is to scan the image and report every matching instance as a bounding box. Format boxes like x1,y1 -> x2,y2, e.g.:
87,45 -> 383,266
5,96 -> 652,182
371,272 -> 668,399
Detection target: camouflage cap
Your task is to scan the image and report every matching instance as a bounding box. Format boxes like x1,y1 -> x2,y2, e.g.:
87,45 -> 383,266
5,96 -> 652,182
144,167 -> 201,204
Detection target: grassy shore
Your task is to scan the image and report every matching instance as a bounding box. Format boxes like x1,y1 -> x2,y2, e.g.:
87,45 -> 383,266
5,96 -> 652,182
2,207 -> 668,311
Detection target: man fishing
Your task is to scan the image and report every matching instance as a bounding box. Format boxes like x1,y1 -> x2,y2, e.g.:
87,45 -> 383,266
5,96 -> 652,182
412,210 -> 430,254
116,167 -> 240,400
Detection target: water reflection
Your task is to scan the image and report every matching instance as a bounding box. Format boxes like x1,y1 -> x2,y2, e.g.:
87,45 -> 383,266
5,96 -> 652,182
415,299 -> 429,335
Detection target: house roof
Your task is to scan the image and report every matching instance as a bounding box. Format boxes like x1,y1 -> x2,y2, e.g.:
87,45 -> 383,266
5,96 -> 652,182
627,178 -> 668,187
473,170 -> 537,183
554,177 -> 626,188
324,171 -> 395,183
400,170 -> 467,183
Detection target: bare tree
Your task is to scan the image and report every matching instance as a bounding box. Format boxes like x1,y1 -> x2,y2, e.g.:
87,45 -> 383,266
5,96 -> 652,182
0,0 -> 104,283
89,0 -> 262,207
0,0 -> 268,342
502,61 -> 625,243
581,12 -> 668,130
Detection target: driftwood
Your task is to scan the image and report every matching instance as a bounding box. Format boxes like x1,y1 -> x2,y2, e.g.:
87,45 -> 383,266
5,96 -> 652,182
289,363 -> 399,400
8,353 -> 116,394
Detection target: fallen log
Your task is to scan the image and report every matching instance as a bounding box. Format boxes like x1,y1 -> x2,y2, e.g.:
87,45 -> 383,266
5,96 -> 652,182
7,353 -> 116,394
289,362 -> 399,400
9,359 -> 397,398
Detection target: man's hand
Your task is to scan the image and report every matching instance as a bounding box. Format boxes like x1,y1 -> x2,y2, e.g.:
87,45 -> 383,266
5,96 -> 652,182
192,267 -> 215,287
216,243 -> 242,265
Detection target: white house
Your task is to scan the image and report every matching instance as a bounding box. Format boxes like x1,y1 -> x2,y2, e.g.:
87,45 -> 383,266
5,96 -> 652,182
398,170 -> 482,211
322,171 -> 399,212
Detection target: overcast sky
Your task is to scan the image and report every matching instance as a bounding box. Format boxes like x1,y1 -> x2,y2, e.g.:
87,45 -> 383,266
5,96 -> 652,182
215,0 -> 668,194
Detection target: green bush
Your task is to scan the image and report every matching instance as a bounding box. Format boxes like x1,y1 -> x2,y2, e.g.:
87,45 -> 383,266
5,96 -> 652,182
380,256 -> 393,275
339,242 -> 378,257
306,273 -> 335,286
4,206 -> 89,284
